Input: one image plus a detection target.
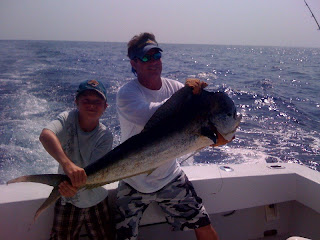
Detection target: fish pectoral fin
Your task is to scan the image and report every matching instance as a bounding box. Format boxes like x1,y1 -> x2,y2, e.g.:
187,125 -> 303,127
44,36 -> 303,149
33,186 -> 61,223
146,168 -> 156,176
201,126 -> 217,144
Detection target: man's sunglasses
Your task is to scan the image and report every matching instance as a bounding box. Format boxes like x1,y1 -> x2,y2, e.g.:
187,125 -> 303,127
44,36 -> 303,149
138,52 -> 162,62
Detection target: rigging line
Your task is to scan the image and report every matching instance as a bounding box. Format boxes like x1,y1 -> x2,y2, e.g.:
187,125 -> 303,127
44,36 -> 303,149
179,149 -> 224,195
304,0 -> 320,30
179,150 -> 200,165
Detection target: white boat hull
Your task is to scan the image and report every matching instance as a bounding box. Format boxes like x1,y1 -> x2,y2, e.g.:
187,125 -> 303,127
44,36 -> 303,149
1,163 -> 319,240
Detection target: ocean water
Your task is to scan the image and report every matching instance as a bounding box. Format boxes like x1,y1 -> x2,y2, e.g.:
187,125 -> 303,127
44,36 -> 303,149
0,40 -> 319,184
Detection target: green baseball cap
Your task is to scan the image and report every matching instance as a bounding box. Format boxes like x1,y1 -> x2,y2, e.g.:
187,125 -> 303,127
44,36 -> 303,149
76,79 -> 107,101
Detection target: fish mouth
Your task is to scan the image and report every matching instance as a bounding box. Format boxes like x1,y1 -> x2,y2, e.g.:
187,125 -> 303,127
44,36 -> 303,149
224,127 -> 238,136
218,115 -> 242,141
219,128 -> 237,141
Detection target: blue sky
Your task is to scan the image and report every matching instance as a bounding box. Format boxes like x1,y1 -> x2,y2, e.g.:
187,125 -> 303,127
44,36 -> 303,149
1,0 -> 319,48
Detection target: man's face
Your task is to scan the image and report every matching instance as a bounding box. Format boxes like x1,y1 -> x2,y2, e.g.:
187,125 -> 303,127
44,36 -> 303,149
76,90 -> 107,120
131,48 -> 162,79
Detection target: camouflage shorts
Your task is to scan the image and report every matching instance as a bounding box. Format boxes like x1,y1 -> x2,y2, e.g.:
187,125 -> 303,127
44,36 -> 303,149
115,171 -> 211,240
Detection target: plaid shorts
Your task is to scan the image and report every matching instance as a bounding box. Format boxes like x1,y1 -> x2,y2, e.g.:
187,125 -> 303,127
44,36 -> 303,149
115,171 -> 211,240
50,197 -> 115,240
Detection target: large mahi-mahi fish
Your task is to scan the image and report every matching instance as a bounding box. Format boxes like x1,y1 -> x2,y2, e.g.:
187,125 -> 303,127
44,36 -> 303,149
7,80 -> 242,221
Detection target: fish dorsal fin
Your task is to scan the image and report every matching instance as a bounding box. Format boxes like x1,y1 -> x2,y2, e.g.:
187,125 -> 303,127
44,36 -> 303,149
142,85 -> 195,132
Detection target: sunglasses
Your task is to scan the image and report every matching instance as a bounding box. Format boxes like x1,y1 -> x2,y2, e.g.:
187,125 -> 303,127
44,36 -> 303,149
138,52 -> 162,62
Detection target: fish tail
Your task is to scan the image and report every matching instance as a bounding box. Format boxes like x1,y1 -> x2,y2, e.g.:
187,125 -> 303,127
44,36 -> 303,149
6,174 -> 66,222
7,174 -> 66,222
34,186 -> 61,222
7,174 -> 67,187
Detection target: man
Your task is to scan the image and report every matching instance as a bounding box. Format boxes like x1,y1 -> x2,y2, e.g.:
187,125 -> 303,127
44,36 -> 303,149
116,32 -> 229,240
39,79 -> 114,240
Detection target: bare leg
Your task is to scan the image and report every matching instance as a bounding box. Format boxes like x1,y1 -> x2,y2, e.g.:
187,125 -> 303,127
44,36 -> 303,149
194,224 -> 219,240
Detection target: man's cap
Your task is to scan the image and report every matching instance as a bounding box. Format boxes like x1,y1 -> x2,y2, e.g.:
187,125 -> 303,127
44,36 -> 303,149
129,39 -> 162,60
76,79 -> 107,100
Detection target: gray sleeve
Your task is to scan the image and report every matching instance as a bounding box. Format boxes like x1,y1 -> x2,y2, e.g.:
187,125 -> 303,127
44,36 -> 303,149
44,111 -> 69,140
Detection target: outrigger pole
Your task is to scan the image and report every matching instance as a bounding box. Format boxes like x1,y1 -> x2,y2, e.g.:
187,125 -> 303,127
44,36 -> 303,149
304,0 -> 320,30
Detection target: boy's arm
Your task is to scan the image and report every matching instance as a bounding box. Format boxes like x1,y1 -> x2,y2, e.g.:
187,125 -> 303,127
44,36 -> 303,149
39,128 -> 87,188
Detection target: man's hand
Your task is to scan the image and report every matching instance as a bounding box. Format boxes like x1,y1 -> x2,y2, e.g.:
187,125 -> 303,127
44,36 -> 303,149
58,181 -> 78,197
62,162 -> 87,188
185,78 -> 208,95
211,131 -> 234,147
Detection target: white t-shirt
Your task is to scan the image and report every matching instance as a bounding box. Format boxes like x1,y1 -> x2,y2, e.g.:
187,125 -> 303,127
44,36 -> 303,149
116,77 -> 184,193
45,110 -> 113,208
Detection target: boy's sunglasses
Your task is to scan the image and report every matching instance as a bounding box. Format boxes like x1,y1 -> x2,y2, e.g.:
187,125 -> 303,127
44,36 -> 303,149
138,52 -> 162,62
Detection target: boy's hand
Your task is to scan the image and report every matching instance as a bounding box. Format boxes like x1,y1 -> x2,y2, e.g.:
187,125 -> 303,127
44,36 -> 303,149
62,162 -> 87,187
58,181 -> 78,197
185,78 -> 208,95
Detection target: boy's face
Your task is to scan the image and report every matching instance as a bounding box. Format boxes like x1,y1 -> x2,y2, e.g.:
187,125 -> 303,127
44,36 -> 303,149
75,90 -> 107,121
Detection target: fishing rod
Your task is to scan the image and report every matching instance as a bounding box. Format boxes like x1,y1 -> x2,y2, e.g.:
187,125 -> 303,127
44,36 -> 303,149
304,0 -> 320,30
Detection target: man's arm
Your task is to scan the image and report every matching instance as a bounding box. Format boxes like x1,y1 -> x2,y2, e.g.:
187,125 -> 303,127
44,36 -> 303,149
39,129 -> 87,190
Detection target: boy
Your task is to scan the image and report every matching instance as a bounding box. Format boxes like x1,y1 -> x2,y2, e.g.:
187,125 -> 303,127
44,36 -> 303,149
40,79 -> 114,239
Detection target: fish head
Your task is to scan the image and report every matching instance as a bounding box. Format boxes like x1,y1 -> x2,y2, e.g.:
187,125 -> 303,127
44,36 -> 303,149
206,92 -> 242,141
